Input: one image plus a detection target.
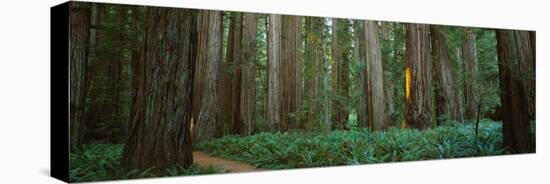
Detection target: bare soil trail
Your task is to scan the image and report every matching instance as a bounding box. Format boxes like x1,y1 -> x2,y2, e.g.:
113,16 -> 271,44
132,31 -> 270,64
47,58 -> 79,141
192,151 -> 265,173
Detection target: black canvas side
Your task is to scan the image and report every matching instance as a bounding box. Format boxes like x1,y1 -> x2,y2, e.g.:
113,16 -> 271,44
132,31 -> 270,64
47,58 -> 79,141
50,1 -> 70,183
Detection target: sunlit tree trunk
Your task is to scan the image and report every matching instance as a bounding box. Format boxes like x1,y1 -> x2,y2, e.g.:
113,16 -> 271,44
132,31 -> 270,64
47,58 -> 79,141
267,14 -> 282,132
404,23 -> 435,129
430,25 -> 461,122
69,1 -> 91,150
122,7 -> 195,172
496,29 -> 535,153
193,10 -> 223,142
462,28 -> 480,120
364,20 -> 386,130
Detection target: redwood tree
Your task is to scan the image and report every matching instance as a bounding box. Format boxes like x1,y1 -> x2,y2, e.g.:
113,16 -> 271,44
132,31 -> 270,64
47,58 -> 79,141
267,14 -> 282,132
192,10 -> 223,142
69,2 -> 91,150
404,23 -> 435,129
304,17 -> 323,130
462,28 -> 480,120
122,7 -> 195,171
239,13 -> 258,135
331,18 -> 350,130
496,29 -> 535,153
352,20 -> 367,127
281,15 -> 302,130
430,25 -> 461,122
364,20 -> 386,130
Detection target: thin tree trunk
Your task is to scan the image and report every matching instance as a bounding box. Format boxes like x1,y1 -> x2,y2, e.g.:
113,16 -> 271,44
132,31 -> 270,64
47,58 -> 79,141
404,23 -> 435,129
463,28 -> 480,120
353,20 -> 367,127
121,7 -> 195,172
496,29 -> 535,153
304,17 -> 322,130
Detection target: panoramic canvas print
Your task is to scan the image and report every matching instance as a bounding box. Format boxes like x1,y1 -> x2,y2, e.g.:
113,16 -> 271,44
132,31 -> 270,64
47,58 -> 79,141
56,1 -> 536,182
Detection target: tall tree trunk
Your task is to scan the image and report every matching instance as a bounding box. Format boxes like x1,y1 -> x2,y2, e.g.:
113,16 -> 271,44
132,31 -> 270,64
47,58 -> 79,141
281,16 -> 302,131
193,10 -> 223,142
304,17 -> 323,130
430,25 -> 461,122
239,13 -> 257,135
353,20 -> 367,127
515,31 -> 536,120
121,7 -> 195,172
218,12 -> 243,136
364,20 -> 386,130
230,13 -> 243,135
267,14 -> 282,132
404,23 -> 435,129
128,6 -> 145,137
462,28 -> 480,120
496,29 -> 535,153
69,2 -> 91,150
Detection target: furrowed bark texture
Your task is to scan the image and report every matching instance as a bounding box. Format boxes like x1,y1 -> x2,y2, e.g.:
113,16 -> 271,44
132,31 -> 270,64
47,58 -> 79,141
267,14 -> 282,132
281,16 -> 302,131
193,10 -> 223,142
122,7 -> 195,172
462,28 -> 480,120
496,29 -> 535,153
239,13 -> 257,135
430,25 -> 461,122
69,2 -> 91,150
364,20 -> 386,130
404,23 -> 435,129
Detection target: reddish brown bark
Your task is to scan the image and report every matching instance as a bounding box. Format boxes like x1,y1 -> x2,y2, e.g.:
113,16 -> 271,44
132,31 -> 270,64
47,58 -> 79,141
404,23 -> 435,129
69,2 -> 91,150
496,29 -> 535,153
122,7 -> 195,172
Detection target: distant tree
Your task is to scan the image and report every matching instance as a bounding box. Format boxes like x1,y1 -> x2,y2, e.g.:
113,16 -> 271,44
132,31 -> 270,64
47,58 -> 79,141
496,29 -> 535,153
352,20 -> 367,127
304,17 -> 323,130
218,12 -> 243,136
121,7 -> 195,171
331,18 -> 350,130
404,23 -> 435,129
463,28 -> 480,120
239,13 -> 258,135
69,1 -> 91,150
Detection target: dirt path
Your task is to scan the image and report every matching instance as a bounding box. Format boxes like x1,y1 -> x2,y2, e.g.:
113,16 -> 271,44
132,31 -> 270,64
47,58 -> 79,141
193,151 -> 265,173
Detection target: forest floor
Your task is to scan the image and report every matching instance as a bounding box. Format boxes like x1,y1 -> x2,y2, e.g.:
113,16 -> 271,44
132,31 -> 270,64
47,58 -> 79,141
192,151 -> 265,173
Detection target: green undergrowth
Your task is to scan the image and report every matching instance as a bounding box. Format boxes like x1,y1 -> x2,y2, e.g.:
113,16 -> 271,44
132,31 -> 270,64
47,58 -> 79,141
196,120 -> 507,169
69,144 -> 224,182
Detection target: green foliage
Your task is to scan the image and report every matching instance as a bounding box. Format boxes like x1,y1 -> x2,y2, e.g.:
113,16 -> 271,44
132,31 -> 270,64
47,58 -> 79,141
69,144 -> 224,182
196,120 -> 505,169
